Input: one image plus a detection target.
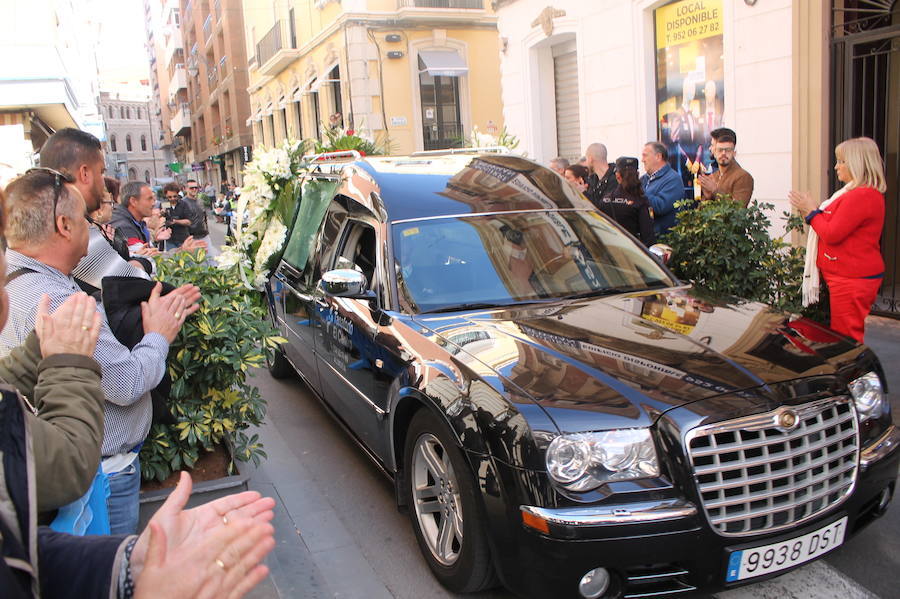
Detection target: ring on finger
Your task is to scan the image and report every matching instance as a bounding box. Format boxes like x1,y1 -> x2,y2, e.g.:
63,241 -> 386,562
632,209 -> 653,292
215,558 -> 227,570
222,514 -> 229,525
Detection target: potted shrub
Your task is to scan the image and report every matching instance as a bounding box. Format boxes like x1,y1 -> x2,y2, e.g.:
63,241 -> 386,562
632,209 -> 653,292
138,250 -> 285,502
660,198 -> 828,321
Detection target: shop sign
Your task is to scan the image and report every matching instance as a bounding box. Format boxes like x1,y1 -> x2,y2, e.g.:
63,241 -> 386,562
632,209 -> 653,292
191,162 -> 204,171
654,0 -> 724,196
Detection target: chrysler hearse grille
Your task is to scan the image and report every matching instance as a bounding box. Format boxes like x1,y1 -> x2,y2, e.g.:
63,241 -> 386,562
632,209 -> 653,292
687,397 -> 859,536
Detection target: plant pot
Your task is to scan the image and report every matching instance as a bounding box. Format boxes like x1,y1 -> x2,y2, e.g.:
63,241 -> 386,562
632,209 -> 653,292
138,439 -> 250,529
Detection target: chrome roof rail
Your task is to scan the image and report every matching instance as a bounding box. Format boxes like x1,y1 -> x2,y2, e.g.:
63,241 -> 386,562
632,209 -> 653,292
303,149 -> 364,163
410,146 -> 512,157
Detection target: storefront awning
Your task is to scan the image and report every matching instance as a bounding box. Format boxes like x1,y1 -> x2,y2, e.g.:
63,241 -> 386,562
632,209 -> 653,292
418,50 -> 468,77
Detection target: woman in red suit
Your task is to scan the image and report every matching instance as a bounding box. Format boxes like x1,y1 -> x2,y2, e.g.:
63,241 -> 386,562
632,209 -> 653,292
789,137 -> 887,343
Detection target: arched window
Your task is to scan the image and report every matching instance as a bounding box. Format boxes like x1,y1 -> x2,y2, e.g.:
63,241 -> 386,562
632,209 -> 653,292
110,135 -> 117,152
128,167 -> 137,180
108,106 -> 114,118
126,134 -> 133,152
136,107 -> 142,119
126,107 -> 132,119
120,107 -> 126,119
140,135 -> 147,151
144,170 -> 151,183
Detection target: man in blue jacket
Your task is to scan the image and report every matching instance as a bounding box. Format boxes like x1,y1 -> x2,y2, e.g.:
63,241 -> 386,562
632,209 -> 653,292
640,141 -> 685,238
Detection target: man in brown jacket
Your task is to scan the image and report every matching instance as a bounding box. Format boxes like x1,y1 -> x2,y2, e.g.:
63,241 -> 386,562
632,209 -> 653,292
697,127 -> 755,206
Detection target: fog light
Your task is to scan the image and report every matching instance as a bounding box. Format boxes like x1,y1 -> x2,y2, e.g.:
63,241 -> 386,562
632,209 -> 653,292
579,567 -> 610,598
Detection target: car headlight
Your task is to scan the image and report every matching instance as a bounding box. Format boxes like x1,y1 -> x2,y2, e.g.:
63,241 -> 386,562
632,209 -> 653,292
545,429 -> 660,491
849,371 -> 887,422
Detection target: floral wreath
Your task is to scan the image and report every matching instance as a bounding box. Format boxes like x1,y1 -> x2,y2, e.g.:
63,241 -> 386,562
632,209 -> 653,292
216,139 -> 314,288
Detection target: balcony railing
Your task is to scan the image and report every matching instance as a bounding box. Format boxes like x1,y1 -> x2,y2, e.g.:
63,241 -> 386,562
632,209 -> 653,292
256,20 -> 300,76
256,21 -> 283,67
203,14 -> 212,42
399,0 -> 484,8
170,102 -> 191,136
214,0 -> 221,22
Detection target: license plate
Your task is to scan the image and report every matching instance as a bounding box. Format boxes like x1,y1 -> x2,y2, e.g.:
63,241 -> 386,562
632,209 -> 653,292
725,517 -> 847,582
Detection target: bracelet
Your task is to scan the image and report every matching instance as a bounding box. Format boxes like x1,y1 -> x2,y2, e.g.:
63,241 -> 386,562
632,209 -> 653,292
118,536 -> 139,599
804,209 -> 823,225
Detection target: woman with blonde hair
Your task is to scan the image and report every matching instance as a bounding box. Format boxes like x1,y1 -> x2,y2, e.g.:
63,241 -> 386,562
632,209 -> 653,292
789,137 -> 887,342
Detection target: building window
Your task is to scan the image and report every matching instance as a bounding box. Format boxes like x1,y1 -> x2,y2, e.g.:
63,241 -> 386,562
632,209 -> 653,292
144,170 -> 151,183
140,135 -> 147,151
126,134 -> 133,151
293,100 -> 303,139
136,107 -> 142,119
310,88 -> 321,141
110,135 -> 117,152
128,167 -> 137,179
126,107 -> 132,119
108,106 -> 114,118
120,107 -> 126,119
327,66 -> 342,128
280,107 -> 288,143
267,114 -> 275,146
418,56 -> 462,150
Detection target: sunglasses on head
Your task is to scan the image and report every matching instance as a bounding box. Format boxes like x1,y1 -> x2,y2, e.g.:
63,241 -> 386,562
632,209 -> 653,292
24,167 -> 76,233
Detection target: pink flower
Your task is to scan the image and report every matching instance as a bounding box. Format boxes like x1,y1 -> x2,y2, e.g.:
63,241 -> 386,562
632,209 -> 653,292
346,129 -> 355,136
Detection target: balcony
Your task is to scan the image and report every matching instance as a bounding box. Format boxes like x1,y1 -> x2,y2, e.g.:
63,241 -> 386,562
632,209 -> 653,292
398,0 -> 484,7
169,64 -> 188,99
256,20 -> 300,77
203,15 -> 212,44
170,102 -> 192,137
214,0 -> 221,22
163,27 -> 184,68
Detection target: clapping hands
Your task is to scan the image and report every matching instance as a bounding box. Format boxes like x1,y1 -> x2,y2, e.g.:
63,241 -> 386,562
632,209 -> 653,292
35,293 -> 101,358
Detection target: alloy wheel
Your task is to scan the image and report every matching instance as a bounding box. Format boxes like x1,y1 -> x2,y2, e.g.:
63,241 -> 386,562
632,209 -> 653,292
411,432 -> 464,566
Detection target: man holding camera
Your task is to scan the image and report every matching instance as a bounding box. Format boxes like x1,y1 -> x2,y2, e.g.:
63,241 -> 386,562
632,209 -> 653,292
162,182 -> 193,250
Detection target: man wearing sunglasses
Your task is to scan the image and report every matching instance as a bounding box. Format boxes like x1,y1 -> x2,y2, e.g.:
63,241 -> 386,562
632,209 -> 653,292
183,179 -> 215,257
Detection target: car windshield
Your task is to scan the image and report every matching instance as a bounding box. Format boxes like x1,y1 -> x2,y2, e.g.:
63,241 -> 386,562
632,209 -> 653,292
392,210 -> 675,313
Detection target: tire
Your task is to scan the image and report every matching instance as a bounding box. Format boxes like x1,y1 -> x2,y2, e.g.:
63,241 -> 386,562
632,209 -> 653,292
266,344 -> 293,379
403,409 -> 496,593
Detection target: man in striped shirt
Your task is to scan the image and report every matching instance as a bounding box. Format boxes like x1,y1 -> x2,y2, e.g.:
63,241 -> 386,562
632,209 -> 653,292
0,170 -> 200,534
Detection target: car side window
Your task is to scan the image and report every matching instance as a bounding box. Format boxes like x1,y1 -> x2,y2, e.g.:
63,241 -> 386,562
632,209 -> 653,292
335,221 -> 377,291
309,199 -> 350,285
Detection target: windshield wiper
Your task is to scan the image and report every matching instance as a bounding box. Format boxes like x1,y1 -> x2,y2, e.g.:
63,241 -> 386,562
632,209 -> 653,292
421,298 -> 555,314
562,281 -> 670,301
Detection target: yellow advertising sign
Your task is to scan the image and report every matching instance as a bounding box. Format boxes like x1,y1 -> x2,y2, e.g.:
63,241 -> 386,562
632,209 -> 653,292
656,0 -> 723,48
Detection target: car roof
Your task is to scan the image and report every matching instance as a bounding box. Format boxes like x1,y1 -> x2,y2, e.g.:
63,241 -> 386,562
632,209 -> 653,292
331,153 -> 595,223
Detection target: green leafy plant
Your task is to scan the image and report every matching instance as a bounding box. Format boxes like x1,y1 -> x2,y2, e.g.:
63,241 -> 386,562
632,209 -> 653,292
139,251 -> 286,482
314,124 -> 390,156
660,199 -> 828,321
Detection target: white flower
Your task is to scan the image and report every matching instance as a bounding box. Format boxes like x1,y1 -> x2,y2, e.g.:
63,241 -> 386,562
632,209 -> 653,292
216,246 -> 243,269
252,219 -> 288,278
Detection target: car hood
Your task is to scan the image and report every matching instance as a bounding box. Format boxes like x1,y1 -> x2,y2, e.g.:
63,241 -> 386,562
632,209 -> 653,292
413,287 -> 866,433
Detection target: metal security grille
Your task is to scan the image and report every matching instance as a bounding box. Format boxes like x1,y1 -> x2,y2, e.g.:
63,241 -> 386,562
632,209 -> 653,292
553,48 -> 581,163
831,1 -> 900,316
687,398 -> 859,536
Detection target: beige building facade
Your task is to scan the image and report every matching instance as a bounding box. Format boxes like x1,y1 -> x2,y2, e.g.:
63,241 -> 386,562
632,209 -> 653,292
241,0 -> 503,155
100,88 -> 172,185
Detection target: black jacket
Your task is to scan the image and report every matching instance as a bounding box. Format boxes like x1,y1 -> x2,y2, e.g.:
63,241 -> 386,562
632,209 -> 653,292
1,387 -> 129,598
585,164 -> 617,208
597,184 -> 656,246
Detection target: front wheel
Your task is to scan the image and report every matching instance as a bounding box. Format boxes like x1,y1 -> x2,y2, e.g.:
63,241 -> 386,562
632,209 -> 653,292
403,409 -> 496,593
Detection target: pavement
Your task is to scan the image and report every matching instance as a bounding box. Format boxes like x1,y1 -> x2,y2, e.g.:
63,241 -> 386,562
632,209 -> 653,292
165,221 -> 900,599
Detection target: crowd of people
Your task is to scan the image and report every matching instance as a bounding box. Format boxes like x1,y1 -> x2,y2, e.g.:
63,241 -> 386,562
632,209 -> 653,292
551,127 -> 756,246
0,128 -> 274,598
551,131 -> 888,343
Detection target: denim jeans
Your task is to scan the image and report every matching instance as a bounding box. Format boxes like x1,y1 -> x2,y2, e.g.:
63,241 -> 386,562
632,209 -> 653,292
107,460 -> 141,535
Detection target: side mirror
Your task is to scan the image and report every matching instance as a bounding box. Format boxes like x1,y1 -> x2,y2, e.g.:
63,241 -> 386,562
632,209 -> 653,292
649,243 -> 673,265
321,269 -> 371,298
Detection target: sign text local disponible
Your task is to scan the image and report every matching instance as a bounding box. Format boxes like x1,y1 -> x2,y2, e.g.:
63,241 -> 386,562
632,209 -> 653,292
656,0 -> 723,48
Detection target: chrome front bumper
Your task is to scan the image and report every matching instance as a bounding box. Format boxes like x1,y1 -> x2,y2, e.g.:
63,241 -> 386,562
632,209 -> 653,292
520,498 -> 697,527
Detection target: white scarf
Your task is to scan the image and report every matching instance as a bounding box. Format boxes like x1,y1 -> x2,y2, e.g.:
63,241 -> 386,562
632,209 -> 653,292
802,184 -> 851,306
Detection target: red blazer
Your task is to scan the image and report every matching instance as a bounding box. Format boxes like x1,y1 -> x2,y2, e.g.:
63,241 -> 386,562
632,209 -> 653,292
810,186 -> 884,278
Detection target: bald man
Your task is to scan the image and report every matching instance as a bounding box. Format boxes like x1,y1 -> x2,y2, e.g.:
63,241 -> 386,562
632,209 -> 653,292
584,143 -> 617,207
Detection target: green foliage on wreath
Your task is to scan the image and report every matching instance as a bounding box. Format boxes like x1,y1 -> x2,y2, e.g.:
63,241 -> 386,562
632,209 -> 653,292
660,198 -> 829,322
139,251 -> 286,482
314,124 -> 390,156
